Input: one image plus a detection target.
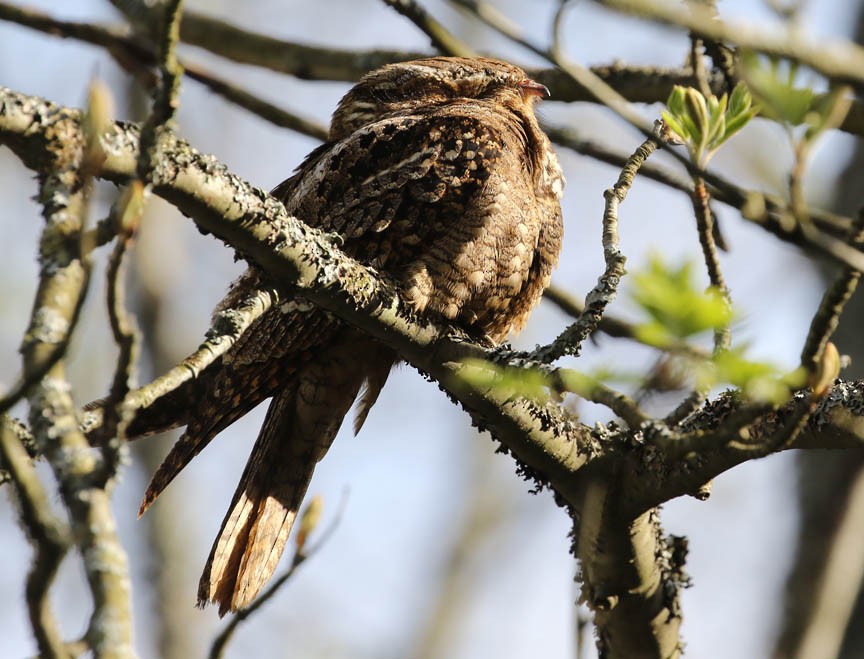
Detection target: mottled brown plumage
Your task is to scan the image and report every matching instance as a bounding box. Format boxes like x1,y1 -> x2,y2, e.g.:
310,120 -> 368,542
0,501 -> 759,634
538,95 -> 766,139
131,57 -> 564,615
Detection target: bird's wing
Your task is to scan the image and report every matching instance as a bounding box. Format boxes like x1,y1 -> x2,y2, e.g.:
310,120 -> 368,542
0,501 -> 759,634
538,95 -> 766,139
281,111 -> 510,266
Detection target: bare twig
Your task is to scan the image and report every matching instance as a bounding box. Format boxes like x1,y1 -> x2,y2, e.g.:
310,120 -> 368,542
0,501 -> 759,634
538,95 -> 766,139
535,136 -> 659,363
544,124 -> 851,248
0,416 -> 71,658
183,64 -> 328,141
665,178 -> 731,426
689,37 -> 712,100
136,0 -> 184,181
381,0 -> 475,57
597,0 -> 864,89
801,212 -> 864,372
83,285 -> 279,440
543,286 -> 710,360
24,166 -> 134,656
549,0 -> 571,60
208,492 -> 349,659
99,184 -> 144,477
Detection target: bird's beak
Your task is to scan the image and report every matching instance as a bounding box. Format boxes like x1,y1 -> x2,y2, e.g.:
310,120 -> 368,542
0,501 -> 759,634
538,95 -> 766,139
518,78 -> 551,99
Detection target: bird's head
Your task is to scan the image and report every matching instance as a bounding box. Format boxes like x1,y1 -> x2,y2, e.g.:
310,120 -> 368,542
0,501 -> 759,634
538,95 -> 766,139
329,56 -> 549,141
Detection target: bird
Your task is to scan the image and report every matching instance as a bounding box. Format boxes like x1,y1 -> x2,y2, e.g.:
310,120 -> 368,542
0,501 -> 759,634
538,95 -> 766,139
118,56 -> 564,615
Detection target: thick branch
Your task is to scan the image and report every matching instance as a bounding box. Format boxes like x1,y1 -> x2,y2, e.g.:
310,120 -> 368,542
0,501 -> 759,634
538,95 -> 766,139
23,169 -> 134,656
619,382 -> 864,517
6,87 -> 864,659
4,3 -> 864,139
5,84 -> 864,517
0,86 -> 593,507
578,506 -> 682,658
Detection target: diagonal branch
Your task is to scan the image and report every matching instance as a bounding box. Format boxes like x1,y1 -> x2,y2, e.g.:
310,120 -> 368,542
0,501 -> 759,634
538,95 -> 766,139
597,0 -> 864,89
0,86 -> 594,507
6,86 -> 864,659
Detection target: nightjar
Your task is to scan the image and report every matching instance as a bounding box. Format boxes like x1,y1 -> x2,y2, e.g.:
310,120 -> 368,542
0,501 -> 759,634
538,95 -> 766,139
125,57 -> 564,614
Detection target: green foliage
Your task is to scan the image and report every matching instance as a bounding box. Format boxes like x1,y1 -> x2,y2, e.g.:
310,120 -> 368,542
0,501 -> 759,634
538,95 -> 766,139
696,348 -> 806,405
661,82 -> 757,166
630,255 -> 802,404
739,52 -> 851,139
456,358 -> 551,402
631,255 -> 732,347
457,257 -> 804,410
456,359 -> 615,404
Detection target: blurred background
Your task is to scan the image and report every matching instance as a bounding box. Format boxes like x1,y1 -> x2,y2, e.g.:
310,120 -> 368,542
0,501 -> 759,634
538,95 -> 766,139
0,1 -> 861,657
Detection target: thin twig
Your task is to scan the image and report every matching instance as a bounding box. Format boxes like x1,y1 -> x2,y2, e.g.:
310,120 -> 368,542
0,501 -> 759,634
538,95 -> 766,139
800,211 -> 864,371
581,381 -> 649,429
208,491 -> 349,659
598,0 -> 864,89
788,135 -> 811,227
544,124 -> 850,244
105,204 -> 140,404
137,0 -> 184,181
535,136 -> 659,363
694,177 -> 731,296
24,167 -> 134,655
689,37 -> 712,100
381,0 -> 476,57
546,121 -> 851,255
543,286 -> 709,360
544,124 -> 696,196
184,64 -> 328,141
98,185 -> 144,478
664,177 -> 731,426
549,0 -> 571,60
83,285 -> 279,442
0,416 -> 71,658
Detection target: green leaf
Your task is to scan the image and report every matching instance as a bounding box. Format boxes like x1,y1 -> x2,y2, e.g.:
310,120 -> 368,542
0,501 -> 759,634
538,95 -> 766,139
803,86 -> 852,140
728,82 -> 751,117
740,52 -> 817,125
697,348 -> 807,404
662,83 -> 758,165
630,255 -> 733,341
667,85 -> 687,116
557,369 -> 600,398
683,88 -> 709,134
716,107 -> 758,147
456,358 -> 549,401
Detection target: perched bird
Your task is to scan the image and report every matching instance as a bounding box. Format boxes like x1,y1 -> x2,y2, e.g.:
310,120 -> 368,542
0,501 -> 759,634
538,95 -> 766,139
123,56 -> 564,615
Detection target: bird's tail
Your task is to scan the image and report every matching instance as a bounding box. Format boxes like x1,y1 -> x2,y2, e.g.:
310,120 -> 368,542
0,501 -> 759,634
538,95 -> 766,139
198,338 -> 395,615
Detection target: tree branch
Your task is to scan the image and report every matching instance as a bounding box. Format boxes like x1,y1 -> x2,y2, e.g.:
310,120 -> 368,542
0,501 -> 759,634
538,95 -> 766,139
0,416 -> 71,658
0,85 -> 594,507
598,0 -> 864,90
19,149 -> 135,656
5,85 -> 864,659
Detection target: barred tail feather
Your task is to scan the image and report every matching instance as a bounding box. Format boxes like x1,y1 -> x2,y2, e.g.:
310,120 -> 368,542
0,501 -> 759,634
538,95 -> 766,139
198,337 -> 383,615
198,385 -> 314,615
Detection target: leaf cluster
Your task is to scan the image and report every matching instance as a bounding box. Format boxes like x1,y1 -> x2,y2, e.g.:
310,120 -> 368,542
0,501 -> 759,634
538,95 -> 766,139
661,82 -> 757,166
